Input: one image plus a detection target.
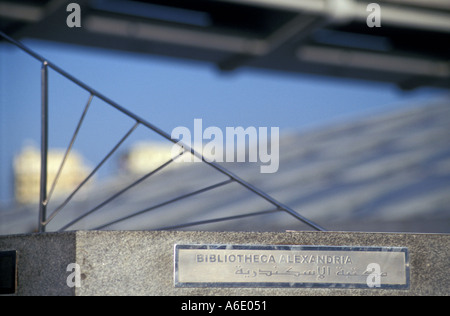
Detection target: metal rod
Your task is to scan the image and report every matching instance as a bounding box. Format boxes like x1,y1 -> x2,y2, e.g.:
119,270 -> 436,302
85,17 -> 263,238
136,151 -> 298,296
1,31 -> 326,231
201,162 -> 327,231
155,208 -> 282,231
95,179 -> 234,230
46,94 -> 94,205
58,151 -> 184,231
38,61 -> 49,233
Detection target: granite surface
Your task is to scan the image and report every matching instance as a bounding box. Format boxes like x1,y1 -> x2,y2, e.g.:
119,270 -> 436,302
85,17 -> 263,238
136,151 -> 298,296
0,232 -> 76,296
1,230 -> 449,295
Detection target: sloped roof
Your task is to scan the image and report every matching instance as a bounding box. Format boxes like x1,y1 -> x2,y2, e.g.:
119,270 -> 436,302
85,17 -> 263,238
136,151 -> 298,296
1,98 -> 449,234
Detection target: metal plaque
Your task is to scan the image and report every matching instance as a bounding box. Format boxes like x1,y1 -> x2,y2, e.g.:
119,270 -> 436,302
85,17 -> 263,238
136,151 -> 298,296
174,244 -> 409,289
0,250 -> 17,295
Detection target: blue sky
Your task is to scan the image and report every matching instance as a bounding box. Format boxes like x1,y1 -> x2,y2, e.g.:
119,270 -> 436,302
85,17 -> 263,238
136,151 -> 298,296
0,38 -> 445,206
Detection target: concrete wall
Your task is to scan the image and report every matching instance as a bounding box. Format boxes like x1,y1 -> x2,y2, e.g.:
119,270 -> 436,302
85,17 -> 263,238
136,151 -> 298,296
0,230 -> 448,295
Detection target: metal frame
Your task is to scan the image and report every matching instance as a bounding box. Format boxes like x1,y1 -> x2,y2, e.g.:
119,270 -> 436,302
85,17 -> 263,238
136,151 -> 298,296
0,250 -> 18,295
0,31 -> 326,232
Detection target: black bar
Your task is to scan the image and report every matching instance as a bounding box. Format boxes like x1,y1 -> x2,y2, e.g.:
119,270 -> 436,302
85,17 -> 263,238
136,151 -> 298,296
0,31 -> 326,232
157,208 -> 281,230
